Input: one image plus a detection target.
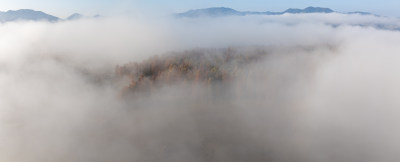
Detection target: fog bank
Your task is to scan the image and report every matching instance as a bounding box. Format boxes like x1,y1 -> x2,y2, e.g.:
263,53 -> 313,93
1,14 -> 400,161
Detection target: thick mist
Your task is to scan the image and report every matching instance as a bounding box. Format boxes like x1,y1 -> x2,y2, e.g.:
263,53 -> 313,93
1,14 -> 400,162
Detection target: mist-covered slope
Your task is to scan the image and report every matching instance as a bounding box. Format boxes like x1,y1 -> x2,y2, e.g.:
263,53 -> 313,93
67,13 -> 84,20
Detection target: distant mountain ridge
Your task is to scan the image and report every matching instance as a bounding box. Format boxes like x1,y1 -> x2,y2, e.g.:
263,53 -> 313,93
176,6 -> 374,18
284,7 -> 334,14
0,9 -> 100,23
0,9 -> 60,22
0,7 -> 379,23
178,7 -> 245,17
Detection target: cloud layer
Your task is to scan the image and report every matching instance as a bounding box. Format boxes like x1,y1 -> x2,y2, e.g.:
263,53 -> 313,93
1,14 -> 400,161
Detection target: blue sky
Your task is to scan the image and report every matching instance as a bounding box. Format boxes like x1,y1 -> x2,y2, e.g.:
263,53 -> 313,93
0,0 -> 399,18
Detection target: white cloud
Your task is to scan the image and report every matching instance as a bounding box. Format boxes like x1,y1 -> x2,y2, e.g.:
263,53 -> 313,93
1,13 -> 400,161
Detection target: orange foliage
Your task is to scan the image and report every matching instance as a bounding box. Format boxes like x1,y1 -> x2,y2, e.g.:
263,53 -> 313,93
116,48 -> 267,95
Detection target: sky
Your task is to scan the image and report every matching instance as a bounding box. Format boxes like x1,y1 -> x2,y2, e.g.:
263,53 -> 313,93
0,0 -> 399,18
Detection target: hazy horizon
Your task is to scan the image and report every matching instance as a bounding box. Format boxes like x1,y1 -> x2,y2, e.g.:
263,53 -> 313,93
0,0 -> 400,18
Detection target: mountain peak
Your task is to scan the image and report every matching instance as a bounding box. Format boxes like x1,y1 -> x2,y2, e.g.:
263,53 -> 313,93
303,6 -> 334,13
13,9 -> 34,12
0,9 -> 104,23
176,7 -> 244,18
67,13 -> 83,20
285,7 -> 334,13
0,9 -> 59,22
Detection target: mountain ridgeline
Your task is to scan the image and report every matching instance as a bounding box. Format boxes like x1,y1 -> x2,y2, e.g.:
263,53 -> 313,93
0,7 -> 377,23
0,9 -> 99,23
176,6 -> 373,18
0,9 -> 59,22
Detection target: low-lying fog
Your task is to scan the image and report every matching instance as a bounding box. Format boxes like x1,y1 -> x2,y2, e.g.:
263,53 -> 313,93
1,13 -> 400,162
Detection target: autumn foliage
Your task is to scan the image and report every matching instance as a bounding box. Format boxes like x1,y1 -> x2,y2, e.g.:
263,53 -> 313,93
115,48 -> 267,95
